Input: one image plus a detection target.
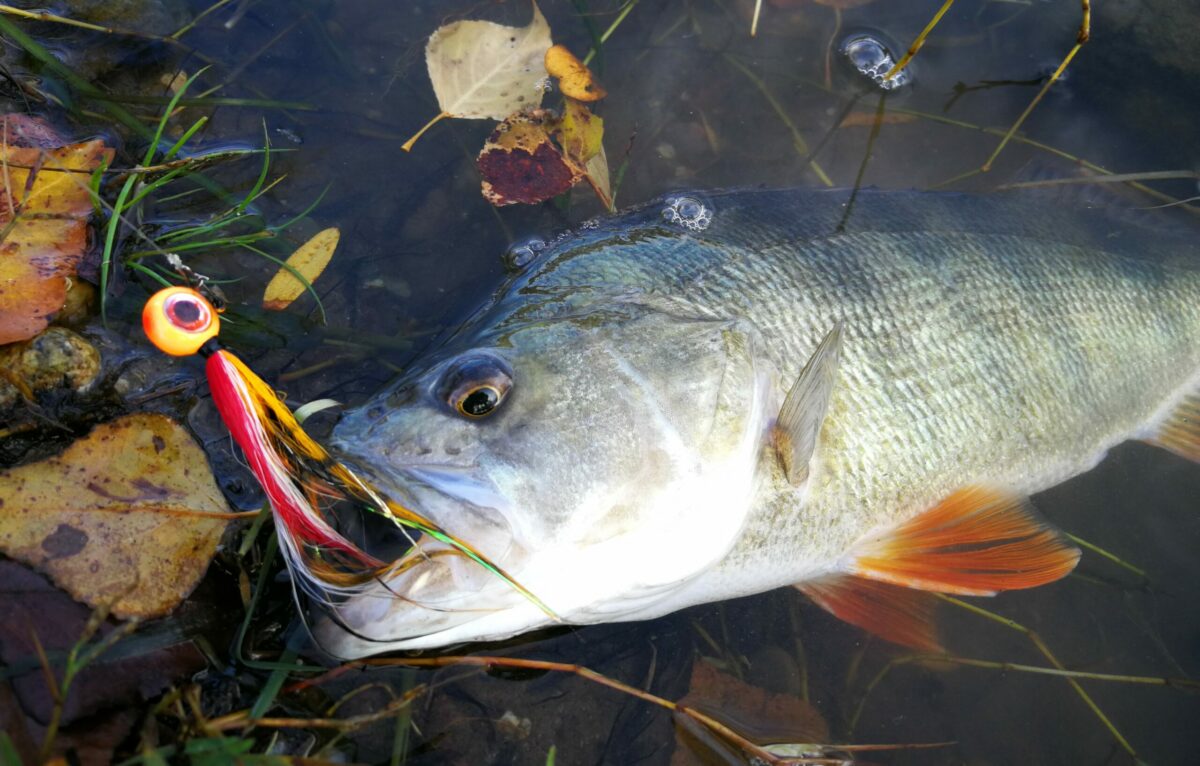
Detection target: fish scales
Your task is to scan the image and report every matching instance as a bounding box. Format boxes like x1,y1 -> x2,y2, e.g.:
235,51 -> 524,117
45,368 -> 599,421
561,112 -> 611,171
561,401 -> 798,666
324,188 -> 1200,653
480,190 -> 1200,595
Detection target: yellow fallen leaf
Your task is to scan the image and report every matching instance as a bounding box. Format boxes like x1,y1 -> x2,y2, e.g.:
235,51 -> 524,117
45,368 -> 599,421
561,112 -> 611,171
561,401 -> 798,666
0,140 -> 113,344
0,413 -> 230,618
544,44 -> 606,102
557,97 -> 604,167
403,1 -> 552,151
262,227 -> 340,311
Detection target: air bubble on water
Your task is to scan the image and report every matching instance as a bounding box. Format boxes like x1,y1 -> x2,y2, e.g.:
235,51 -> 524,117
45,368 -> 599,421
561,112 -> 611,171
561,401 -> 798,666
840,33 -> 912,92
661,196 -> 712,232
503,237 -> 546,270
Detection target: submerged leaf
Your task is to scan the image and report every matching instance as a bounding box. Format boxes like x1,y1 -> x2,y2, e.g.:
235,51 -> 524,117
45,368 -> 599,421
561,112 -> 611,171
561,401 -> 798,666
404,1 -> 552,150
584,142 -> 614,211
263,227 -> 340,311
0,413 -> 230,618
558,98 -> 604,167
0,138 -> 113,344
478,110 -> 581,206
544,44 -> 607,102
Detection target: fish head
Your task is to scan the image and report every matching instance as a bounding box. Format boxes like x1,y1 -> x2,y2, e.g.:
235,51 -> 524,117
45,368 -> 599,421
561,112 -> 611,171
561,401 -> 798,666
319,303 -> 771,656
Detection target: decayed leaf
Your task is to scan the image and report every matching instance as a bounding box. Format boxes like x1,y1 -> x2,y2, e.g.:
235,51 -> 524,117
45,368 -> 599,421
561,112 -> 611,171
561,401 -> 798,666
0,413 -> 230,618
0,139 -> 112,345
671,661 -> 829,765
478,110 -> 582,206
262,227 -> 340,311
544,44 -> 606,102
404,2 -> 552,151
556,98 -> 611,210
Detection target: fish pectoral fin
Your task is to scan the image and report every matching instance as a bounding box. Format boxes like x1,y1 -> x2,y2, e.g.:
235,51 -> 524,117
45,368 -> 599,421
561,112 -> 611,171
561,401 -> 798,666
772,322 -> 843,486
796,576 -> 942,651
1145,393 -> 1200,463
846,486 -> 1081,596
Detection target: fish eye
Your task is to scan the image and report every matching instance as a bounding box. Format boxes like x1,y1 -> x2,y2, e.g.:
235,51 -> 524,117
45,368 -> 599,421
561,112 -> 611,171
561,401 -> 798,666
437,354 -> 512,420
142,286 -> 220,356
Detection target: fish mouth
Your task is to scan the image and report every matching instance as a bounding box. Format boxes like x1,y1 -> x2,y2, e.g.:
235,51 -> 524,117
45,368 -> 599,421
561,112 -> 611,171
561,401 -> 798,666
313,463 -> 548,657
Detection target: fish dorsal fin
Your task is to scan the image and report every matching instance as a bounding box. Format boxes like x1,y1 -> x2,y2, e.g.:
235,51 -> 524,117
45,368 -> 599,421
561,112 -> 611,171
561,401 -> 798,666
796,576 -> 942,651
1145,393 -> 1200,463
847,486 -> 1081,596
773,322 -> 843,486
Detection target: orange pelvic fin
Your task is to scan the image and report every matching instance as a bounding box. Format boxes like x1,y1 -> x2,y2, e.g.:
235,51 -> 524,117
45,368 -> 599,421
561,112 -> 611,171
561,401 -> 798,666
796,576 -> 941,651
847,486 -> 1080,596
1146,393 -> 1200,463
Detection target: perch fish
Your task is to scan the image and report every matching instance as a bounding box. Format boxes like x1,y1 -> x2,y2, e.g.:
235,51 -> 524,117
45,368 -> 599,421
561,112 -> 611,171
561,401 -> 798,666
317,188 -> 1200,657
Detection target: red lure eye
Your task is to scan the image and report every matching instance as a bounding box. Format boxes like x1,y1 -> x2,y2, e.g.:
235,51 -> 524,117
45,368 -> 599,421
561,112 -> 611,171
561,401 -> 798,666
164,292 -> 212,331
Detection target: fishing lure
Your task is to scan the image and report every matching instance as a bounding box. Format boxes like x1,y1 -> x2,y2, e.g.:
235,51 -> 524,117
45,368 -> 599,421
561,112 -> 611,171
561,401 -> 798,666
142,285 -> 555,617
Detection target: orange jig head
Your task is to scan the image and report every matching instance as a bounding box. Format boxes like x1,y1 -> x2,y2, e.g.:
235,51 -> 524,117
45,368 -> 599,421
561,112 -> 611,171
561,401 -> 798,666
143,286 -> 220,356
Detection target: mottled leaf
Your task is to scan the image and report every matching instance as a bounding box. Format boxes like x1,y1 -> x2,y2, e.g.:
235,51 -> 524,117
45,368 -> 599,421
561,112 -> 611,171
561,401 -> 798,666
262,227 -> 340,311
557,99 -> 611,210
0,138 -> 112,344
0,413 -> 229,618
478,110 -> 581,205
558,98 -> 604,166
544,44 -> 606,102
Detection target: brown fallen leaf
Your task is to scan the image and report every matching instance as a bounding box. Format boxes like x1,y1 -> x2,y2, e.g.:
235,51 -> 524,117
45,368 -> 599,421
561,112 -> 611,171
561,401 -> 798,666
0,137 -> 113,345
544,44 -> 607,102
0,413 -> 230,618
262,227 -> 340,311
478,109 -> 582,206
671,660 -> 829,765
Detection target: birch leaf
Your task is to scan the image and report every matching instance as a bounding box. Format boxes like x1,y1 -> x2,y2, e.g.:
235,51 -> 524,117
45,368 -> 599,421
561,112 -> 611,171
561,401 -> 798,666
0,413 -> 229,618
403,2 -> 552,151
262,227 -> 340,311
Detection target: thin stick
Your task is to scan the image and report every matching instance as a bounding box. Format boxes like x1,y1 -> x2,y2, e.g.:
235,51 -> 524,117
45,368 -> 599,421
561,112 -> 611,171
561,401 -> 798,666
884,0 -> 957,81
171,0 -> 237,40
884,104 -> 1197,213
750,0 -> 763,37
939,595 -> 1139,759
836,92 -> 887,232
983,0 -> 1090,171
722,55 -> 834,187
319,655 -> 940,765
999,170 -> 1200,190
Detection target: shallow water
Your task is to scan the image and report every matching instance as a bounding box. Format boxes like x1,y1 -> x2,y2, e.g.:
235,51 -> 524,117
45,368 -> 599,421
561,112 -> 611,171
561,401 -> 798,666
7,0 -> 1200,762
